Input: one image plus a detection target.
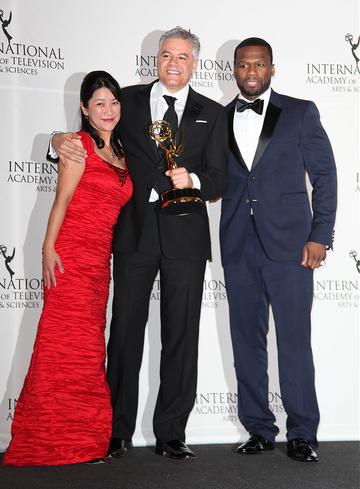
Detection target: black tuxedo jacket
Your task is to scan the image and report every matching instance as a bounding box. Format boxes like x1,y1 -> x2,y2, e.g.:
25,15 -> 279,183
113,81 -> 228,260
220,89 -> 337,264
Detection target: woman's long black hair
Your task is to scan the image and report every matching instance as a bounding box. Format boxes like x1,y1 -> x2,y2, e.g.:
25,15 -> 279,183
80,70 -> 123,158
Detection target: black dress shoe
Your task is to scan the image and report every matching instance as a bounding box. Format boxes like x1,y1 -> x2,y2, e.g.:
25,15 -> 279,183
155,440 -> 196,459
287,439 -> 318,462
236,434 -> 275,454
108,438 -> 133,458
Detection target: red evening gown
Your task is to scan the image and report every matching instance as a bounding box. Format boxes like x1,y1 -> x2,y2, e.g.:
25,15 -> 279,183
3,131 -> 132,466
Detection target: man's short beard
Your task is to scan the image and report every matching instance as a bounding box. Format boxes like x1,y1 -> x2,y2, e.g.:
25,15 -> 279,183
239,79 -> 271,98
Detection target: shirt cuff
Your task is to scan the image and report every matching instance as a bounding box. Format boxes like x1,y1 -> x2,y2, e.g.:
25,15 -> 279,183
190,173 -> 201,190
48,131 -> 61,159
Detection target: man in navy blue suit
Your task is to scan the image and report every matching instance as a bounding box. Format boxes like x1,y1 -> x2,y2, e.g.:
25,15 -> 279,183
220,38 -> 337,462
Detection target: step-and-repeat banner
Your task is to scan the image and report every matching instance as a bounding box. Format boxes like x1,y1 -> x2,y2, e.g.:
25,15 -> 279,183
0,0 -> 359,450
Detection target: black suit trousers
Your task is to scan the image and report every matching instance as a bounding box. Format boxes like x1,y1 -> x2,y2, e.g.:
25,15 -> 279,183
107,204 -> 206,442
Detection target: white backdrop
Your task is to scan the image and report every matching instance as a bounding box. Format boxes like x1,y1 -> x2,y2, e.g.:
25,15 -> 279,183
0,0 -> 359,451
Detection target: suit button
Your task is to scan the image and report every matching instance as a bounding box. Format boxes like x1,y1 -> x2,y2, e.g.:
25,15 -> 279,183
249,175 -> 255,181
245,199 -> 250,204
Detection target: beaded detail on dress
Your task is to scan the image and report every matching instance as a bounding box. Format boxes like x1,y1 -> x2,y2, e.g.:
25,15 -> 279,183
103,161 -> 129,186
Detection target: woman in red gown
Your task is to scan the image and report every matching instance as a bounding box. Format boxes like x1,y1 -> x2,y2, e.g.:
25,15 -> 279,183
4,71 -> 132,466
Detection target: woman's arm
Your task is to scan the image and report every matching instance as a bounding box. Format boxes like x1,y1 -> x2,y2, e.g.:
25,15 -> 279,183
42,139 -> 85,288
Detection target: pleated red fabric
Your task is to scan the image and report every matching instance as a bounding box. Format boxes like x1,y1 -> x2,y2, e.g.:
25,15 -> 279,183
4,132 -> 132,466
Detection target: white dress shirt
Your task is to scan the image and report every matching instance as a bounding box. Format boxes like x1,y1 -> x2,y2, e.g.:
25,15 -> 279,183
233,87 -> 271,171
150,81 -> 188,126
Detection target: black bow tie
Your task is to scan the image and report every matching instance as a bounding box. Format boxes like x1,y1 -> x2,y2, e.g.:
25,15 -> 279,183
236,98 -> 264,115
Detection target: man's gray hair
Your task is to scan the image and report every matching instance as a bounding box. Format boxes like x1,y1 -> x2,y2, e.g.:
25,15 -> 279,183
158,26 -> 200,59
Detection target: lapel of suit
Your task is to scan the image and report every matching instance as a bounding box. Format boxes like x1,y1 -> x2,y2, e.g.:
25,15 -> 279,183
251,90 -> 282,170
135,80 -> 160,162
227,97 -> 248,171
179,86 -> 203,134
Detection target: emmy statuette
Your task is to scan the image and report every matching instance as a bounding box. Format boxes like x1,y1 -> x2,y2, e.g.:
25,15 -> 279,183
149,120 -> 204,215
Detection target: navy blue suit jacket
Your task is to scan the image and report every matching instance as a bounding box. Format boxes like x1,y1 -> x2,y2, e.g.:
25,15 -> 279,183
220,89 -> 337,265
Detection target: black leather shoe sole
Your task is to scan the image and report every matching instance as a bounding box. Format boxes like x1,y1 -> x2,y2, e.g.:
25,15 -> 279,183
287,451 -> 318,462
237,444 -> 275,454
155,446 -> 189,459
287,453 -> 318,461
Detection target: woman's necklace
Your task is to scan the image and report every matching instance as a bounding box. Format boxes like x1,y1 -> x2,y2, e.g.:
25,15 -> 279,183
104,142 -> 116,159
100,141 -> 125,171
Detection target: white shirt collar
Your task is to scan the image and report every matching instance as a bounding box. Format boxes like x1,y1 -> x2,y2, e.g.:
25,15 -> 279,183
238,86 -> 272,109
154,81 -> 189,106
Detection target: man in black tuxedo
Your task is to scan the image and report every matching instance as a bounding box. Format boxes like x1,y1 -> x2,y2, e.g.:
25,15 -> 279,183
51,27 -> 228,459
220,38 -> 337,462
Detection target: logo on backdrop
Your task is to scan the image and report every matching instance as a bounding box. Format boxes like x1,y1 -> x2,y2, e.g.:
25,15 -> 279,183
0,275 -> 43,310
6,398 -> 17,421
349,250 -> 360,274
345,33 -> 360,65
313,276 -> 359,308
0,244 -> 15,279
0,243 -> 43,310
268,391 -> 284,414
193,391 -> 283,423
0,8 -> 12,47
0,7 -> 65,76
149,278 -> 160,301
202,278 -> 227,308
305,33 -> 360,93
5,160 -> 58,192
191,58 -> 235,89
193,392 -> 239,423
150,278 -> 227,308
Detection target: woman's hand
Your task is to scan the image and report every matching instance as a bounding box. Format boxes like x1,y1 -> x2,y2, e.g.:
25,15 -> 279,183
42,246 -> 64,288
